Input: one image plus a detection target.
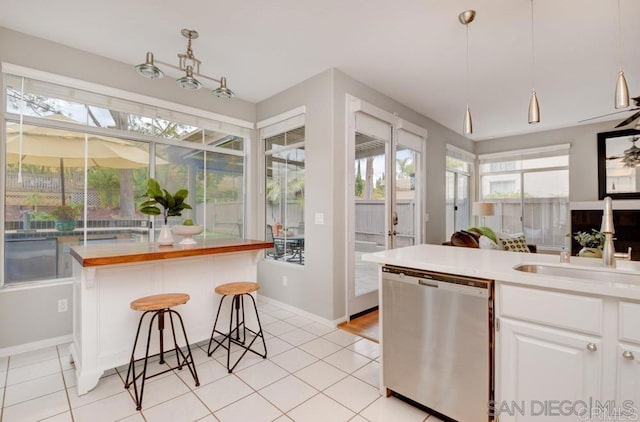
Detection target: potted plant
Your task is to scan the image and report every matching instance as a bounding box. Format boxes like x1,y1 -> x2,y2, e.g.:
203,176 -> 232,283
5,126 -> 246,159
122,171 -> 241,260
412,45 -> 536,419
139,178 -> 192,245
574,229 -> 605,258
50,204 -> 81,232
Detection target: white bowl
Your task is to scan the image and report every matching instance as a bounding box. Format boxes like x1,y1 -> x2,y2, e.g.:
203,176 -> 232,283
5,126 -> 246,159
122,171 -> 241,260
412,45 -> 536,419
171,225 -> 204,245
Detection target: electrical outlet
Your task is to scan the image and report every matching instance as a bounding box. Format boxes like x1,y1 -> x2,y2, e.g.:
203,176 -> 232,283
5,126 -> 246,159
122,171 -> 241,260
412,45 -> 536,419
58,299 -> 68,313
282,276 -> 288,287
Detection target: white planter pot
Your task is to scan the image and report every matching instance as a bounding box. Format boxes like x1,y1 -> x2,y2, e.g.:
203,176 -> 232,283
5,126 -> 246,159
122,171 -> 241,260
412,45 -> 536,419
157,224 -> 174,245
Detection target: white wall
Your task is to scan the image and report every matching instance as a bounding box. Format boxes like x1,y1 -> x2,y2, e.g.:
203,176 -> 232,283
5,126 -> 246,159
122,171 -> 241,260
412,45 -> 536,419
0,27 -> 256,351
256,68 -> 473,321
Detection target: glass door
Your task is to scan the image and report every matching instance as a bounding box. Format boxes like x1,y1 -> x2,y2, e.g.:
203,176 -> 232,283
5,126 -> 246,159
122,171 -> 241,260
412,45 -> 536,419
347,103 -> 424,319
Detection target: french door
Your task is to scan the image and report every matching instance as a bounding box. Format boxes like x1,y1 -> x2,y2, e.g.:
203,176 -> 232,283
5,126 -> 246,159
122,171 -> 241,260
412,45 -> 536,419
346,97 -> 425,319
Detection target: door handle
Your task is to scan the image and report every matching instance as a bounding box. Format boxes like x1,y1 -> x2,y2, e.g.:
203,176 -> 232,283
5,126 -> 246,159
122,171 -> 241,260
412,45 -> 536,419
586,343 -> 598,352
623,350 -> 635,360
387,230 -> 398,236
392,211 -> 398,226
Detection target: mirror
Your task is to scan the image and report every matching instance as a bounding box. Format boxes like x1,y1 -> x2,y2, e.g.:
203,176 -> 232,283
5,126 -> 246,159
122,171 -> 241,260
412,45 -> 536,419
598,128 -> 640,199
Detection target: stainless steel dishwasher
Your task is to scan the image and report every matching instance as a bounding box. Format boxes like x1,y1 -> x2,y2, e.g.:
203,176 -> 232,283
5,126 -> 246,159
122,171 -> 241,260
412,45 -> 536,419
381,265 -> 494,422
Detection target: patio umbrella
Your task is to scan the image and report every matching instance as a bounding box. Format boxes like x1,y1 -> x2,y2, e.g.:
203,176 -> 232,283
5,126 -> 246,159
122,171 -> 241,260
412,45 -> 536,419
5,114 -> 162,205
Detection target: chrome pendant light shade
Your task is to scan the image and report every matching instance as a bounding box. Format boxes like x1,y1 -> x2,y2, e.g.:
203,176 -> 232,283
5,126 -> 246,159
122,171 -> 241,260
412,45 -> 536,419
135,52 -> 164,79
528,90 -> 540,124
614,0 -> 630,109
459,10 -> 476,136
528,0 -> 540,124
134,28 -> 234,99
212,77 -> 234,99
463,105 -> 473,135
616,70 -> 630,109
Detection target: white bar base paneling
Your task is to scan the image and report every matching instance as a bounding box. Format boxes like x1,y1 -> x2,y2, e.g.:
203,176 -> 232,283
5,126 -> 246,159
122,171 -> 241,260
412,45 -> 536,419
71,250 -> 263,395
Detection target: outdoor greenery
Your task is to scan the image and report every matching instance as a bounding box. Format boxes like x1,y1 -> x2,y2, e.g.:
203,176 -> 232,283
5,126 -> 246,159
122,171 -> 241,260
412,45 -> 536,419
49,204 -> 81,221
139,178 -> 192,225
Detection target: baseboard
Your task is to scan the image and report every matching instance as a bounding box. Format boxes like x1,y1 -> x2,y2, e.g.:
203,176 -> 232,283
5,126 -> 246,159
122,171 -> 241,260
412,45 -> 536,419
257,295 -> 345,327
0,334 -> 72,358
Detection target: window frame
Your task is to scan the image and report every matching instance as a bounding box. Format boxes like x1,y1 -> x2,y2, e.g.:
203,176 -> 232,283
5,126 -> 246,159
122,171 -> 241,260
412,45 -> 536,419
1,66 -> 251,287
258,108 -> 306,266
478,145 -> 570,250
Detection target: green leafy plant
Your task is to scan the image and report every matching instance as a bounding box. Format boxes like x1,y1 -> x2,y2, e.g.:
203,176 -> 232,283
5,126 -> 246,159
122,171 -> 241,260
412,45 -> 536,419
139,178 -> 192,225
574,229 -> 605,248
49,204 -> 81,221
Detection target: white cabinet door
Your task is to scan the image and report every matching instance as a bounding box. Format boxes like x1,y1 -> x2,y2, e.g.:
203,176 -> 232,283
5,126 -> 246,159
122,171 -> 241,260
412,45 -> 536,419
616,343 -> 640,412
498,319 -> 603,421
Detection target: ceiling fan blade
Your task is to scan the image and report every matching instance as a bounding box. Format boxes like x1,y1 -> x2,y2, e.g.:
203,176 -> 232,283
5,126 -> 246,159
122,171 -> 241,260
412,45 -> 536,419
578,109 -> 630,123
615,110 -> 640,128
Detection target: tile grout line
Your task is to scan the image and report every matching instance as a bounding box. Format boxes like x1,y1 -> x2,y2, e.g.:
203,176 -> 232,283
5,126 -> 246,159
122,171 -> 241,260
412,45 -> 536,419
0,355 -> 10,422
56,345 -> 76,422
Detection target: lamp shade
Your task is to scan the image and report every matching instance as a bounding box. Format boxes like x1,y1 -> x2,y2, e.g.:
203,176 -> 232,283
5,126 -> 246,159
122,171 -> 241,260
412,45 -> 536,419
472,202 -> 495,217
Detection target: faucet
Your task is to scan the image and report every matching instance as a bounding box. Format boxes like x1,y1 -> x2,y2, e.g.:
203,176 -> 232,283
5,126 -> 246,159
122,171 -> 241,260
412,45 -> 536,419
600,197 -> 634,267
601,197 -> 616,268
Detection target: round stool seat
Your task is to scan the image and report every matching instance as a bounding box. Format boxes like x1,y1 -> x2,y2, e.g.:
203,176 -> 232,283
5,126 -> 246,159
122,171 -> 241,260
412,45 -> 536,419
215,282 -> 259,296
130,293 -> 190,311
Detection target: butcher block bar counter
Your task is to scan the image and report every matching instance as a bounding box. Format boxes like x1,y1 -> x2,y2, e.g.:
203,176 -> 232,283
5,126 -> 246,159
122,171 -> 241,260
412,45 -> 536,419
70,238 -> 274,267
68,238 -> 273,395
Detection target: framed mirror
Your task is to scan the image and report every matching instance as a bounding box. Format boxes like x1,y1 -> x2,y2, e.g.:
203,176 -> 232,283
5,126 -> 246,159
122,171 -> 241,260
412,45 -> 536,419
598,128 -> 640,199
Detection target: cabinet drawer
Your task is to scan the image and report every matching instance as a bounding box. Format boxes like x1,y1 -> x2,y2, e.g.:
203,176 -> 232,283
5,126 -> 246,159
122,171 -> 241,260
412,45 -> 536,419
620,302 -> 640,344
499,284 -> 603,335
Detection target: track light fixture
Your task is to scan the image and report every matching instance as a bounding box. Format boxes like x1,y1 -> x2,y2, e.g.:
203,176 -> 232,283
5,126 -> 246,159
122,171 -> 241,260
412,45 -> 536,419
134,28 -> 234,99
459,10 -> 476,136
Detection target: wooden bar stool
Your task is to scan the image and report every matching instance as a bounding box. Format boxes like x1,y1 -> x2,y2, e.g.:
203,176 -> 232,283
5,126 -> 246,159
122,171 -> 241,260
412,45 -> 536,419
207,282 -> 267,372
124,293 -> 199,410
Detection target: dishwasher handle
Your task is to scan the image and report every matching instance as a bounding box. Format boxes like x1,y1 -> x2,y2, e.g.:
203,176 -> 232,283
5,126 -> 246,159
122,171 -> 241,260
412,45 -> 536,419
418,279 -> 438,288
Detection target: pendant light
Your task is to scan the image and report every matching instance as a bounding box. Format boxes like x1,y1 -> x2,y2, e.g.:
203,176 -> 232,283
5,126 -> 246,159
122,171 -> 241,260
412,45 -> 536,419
528,0 -> 540,124
615,0 -> 630,109
459,10 -> 476,135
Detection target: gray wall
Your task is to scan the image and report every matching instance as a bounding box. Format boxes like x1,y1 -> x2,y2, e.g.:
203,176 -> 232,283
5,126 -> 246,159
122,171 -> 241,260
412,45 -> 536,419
256,68 -> 472,321
0,27 -> 256,350
473,120 -> 616,202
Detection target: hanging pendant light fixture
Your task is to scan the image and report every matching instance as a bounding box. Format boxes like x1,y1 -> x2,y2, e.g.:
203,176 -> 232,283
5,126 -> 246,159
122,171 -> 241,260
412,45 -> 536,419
614,0 -> 630,109
134,28 -> 234,99
459,10 -> 476,135
528,0 -> 540,124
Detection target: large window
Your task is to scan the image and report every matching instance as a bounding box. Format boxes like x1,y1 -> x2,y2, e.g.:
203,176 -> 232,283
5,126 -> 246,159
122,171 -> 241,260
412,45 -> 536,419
261,112 -> 305,265
445,145 -> 474,238
2,71 -> 249,285
479,145 -> 570,249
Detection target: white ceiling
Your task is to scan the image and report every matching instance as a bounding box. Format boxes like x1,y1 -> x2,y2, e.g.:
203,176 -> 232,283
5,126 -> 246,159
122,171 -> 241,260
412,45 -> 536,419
1,0 -> 639,140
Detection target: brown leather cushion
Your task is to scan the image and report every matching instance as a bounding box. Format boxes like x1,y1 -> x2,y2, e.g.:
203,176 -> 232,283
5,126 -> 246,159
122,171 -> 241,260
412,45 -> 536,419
450,230 -> 480,248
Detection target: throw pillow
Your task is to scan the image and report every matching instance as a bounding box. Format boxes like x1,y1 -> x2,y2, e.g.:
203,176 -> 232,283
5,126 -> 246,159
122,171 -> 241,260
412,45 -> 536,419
478,235 -> 499,249
499,234 -> 531,253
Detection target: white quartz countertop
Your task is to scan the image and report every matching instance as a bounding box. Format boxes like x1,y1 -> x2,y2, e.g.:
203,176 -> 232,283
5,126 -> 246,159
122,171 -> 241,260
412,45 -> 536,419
362,244 -> 640,300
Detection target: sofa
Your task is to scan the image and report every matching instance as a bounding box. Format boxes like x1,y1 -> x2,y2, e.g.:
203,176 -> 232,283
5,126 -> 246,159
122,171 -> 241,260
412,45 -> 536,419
443,227 -> 537,253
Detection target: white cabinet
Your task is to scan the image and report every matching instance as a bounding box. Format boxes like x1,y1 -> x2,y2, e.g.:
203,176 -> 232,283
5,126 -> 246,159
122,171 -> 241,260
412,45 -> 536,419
616,342 -> 640,407
496,284 -> 640,421
498,319 -> 602,422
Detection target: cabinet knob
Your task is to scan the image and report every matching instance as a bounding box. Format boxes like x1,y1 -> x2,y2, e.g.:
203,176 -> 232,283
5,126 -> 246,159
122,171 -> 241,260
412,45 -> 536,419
623,350 -> 635,361
586,343 -> 598,352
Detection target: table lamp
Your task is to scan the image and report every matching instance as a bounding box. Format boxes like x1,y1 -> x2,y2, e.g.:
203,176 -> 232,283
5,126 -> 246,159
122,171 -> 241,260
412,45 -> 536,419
472,202 -> 495,227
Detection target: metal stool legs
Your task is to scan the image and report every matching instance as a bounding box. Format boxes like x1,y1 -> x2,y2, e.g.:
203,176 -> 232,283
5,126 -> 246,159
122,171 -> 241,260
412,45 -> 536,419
125,308 -> 200,410
207,293 -> 267,373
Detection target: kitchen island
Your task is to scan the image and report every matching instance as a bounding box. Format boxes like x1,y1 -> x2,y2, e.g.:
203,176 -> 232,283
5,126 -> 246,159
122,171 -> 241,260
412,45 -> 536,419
363,244 -> 640,422
69,238 -> 272,395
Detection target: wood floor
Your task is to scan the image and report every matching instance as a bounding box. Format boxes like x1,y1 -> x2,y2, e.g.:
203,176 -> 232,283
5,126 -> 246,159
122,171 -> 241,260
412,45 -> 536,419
338,309 -> 379,343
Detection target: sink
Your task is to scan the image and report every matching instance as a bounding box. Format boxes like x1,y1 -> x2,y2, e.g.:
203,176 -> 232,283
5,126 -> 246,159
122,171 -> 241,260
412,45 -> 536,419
514,264 -> 640,284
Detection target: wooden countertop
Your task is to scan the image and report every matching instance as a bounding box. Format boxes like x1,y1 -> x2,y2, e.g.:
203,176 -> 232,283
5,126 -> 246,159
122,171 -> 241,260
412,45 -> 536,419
70,238 -> 274,267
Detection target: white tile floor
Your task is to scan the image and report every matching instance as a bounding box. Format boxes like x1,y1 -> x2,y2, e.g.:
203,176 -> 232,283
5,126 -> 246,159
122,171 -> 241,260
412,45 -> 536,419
0,299 -> 442,422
